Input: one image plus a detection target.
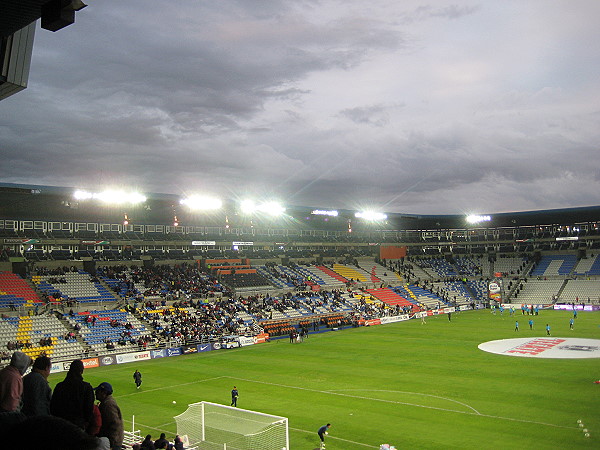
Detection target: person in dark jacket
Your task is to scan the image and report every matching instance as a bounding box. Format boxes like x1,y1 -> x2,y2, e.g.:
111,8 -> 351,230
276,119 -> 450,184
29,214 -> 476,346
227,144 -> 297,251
173,435 -> 184,450
140,434 -> 156,449
133,369 -> 142,389
22,355 -> 52,416
95,382 -> 124,450
7,415 -> 103,450
154,433 -> 169,449
50,359 -> 94,430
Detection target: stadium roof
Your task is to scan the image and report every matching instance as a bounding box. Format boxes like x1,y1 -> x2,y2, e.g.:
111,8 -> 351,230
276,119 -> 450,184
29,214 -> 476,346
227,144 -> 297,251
1,182 -> 599,231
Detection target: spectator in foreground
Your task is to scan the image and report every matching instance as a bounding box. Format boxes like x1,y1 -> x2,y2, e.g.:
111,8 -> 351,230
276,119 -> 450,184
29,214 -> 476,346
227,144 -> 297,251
140,433 -> 156,449
50,359 -> 95,430
22,355 -> 52,417
154,432 -> 169,449
173,435 -> 184,450
0,351 -> 32,413
8,415 -> 104,450
95,382 -> 124,450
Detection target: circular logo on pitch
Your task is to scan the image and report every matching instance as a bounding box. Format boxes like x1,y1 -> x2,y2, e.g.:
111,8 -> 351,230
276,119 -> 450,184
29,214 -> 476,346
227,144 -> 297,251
478,338 -> 600,358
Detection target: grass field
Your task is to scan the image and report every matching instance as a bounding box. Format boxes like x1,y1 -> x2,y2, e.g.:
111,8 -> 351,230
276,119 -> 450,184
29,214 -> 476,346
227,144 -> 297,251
48,309 -> 600,449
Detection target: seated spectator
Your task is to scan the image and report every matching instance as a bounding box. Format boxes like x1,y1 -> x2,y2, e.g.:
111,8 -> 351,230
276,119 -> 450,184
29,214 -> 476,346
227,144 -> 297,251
140,434 -> 156,450
173,435 -> 184,450
154,433 -> 168,449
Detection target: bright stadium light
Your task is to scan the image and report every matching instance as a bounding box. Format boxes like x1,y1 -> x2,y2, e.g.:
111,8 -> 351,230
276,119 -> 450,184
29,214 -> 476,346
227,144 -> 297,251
240,200 -> 285,216
73,189 -> 146,204
180,195 -> 223,211
259,201 -> 285,216
355,211 -> 387,221
466,214 -> 491,224
96,190 -> 146,204
73,190 -> 93,200
240,199 -> 257,214
311,209 -> 339,217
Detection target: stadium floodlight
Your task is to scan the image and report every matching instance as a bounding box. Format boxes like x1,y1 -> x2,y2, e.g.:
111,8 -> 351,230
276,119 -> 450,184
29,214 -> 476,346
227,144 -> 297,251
73,190 -> 93,200
355,211 -> 387,221
240,200 -> 285,216
311,209 -> 339,217
174,401 -> 289,450
240,199 -> 257,214
466,214 -> 491,224
259,201 -> 285,216
180,195 -> 223,211
73,189 -> 146,205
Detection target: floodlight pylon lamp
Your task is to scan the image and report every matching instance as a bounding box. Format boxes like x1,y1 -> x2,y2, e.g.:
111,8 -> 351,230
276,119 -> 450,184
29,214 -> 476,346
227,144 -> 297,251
240,199 -> 257,214
181,195 -> 223,211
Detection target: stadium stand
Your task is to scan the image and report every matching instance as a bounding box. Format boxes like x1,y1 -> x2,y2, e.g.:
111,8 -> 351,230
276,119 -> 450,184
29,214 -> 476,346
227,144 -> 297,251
0,271 -> 39,308
530,254 -> 577,277
573,254 -> 600,276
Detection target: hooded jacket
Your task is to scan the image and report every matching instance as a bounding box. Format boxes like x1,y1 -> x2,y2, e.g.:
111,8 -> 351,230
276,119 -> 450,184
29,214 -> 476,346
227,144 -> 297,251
0,351 -> 32,412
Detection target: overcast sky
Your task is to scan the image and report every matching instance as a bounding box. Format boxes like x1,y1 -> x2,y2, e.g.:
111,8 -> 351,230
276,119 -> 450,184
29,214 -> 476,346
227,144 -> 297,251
2,0 -> 600,215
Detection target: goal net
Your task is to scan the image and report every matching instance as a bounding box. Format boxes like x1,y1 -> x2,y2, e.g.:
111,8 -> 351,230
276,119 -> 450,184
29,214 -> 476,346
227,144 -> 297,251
174,401 -> 289,450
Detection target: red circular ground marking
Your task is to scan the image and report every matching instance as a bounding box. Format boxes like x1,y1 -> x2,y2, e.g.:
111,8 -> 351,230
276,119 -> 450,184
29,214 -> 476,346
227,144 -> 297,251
478,338 -> 600,358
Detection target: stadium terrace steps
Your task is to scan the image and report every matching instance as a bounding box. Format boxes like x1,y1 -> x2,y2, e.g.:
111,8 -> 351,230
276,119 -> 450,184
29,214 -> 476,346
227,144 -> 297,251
367,266 -> 382,283
530,254 -> 577,277
32,271 -> 117,303
366,287 -> 415,308
0,271 -> 40,307
315,266 -> 348,283
0,314 -> 85,360
332,264 -> 369,282
573,254 -> 600,276
357,262 -> 393,283
293,266 -> 325,285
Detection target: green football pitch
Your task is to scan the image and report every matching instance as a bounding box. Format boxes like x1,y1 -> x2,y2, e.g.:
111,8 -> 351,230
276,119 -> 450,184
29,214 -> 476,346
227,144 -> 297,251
49,309 -> 600,449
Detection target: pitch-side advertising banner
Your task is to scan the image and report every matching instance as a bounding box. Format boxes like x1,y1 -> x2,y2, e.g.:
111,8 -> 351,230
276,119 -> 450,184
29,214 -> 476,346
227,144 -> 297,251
99,355 -> 117,366
380,315 -> 410,324
237,336 -> 256,346
116,351 -> 151,364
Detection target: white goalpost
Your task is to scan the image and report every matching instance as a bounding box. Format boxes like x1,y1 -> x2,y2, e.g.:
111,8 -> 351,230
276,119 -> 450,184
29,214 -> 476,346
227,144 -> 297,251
174,401 -> 289,450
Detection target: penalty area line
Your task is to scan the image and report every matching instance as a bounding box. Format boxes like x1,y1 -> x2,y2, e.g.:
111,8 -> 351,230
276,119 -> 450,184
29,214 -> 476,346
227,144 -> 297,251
227,376 -> 577,430
290,426 -> 378,448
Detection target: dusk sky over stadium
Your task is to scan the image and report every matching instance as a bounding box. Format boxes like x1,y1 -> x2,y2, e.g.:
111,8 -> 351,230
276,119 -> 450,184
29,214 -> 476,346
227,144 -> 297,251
2,0 -> 600,215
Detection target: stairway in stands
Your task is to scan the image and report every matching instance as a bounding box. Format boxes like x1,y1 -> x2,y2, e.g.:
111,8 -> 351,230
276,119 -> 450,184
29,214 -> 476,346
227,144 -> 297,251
366,287 -> 417,309
316,266 -> 349,283
332,264 -> 369,282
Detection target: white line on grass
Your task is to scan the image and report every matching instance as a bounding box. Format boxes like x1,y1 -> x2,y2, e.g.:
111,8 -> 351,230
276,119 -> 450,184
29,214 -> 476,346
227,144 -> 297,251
116,375 -> 226,399
289,426 -> 378,448
227,376 -> 577,430
331,389 -> 481,414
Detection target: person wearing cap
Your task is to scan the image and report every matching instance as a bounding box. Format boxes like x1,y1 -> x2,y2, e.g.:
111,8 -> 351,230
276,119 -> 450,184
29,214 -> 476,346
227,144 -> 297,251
50,359 -> 95,430
95,382 -> 124,450
0,351 -> 32,412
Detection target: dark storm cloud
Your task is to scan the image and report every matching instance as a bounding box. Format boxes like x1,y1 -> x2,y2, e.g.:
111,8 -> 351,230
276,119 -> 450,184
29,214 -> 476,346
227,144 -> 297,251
1,0 -> 600,215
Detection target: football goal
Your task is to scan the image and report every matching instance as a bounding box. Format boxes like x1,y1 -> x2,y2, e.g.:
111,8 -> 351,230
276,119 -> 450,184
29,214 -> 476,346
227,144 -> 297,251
174,401 -> 289,450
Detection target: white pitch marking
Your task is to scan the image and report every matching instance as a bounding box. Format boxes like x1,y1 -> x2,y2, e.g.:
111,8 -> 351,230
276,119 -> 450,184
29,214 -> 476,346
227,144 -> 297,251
331,389 -> 481,415
290,426 -> 378,448
117,375 -> 225,399
227,376 -> 577,430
